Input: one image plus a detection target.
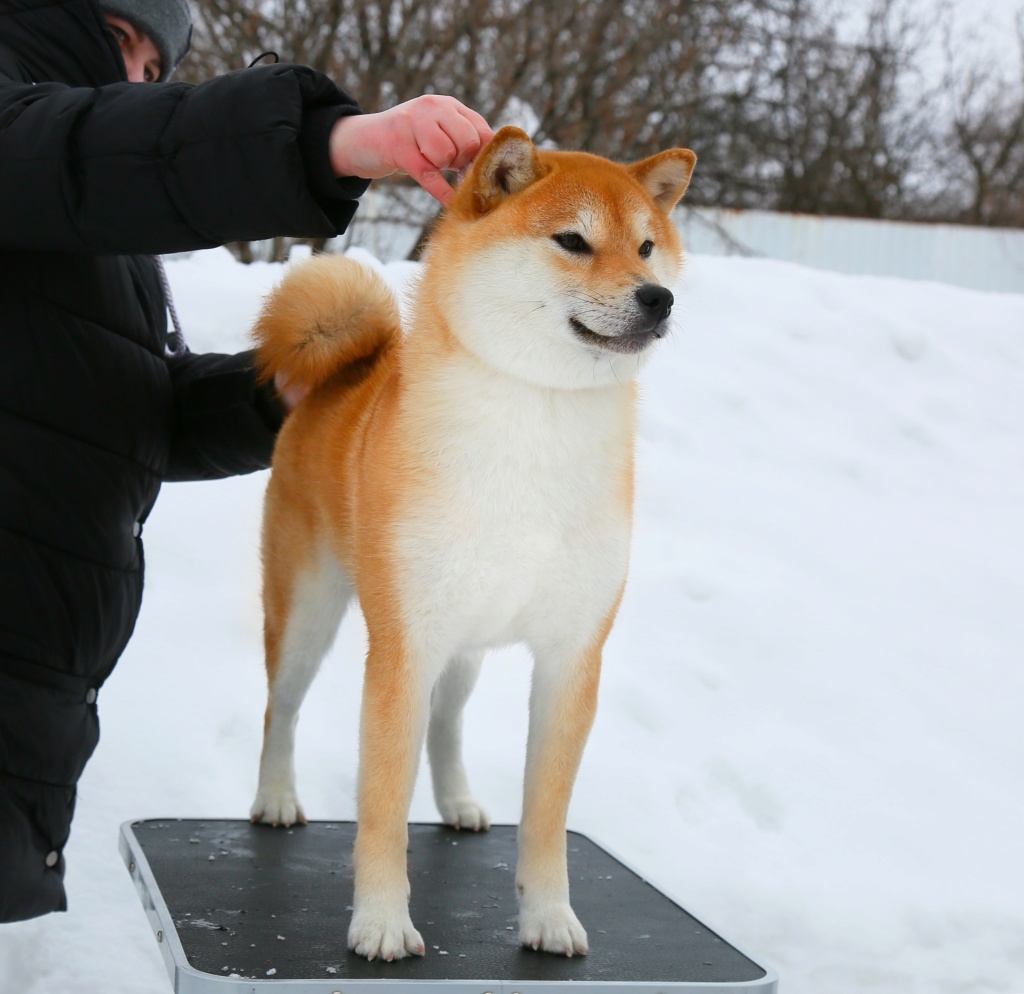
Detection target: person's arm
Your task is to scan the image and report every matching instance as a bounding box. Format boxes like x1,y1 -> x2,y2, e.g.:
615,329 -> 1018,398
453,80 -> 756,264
0,61 -> 493,481
163,349 -> 283,482
0,63 -> 370,254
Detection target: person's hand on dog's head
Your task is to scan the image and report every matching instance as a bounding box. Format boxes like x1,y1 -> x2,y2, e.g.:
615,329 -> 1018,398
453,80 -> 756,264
328,95 -> 493,207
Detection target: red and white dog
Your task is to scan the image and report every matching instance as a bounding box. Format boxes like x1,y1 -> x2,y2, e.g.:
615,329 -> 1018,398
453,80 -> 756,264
249,127 -> 696,962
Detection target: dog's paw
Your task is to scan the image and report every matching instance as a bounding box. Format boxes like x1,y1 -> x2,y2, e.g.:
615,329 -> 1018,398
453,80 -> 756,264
519,902 -> 588,957
438,795 -> 491,832
348,910 -> 425,962
249,789 -> 307,828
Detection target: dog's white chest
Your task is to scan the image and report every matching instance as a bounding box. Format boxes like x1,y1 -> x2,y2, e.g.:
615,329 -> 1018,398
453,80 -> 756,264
395,369 -> 633,656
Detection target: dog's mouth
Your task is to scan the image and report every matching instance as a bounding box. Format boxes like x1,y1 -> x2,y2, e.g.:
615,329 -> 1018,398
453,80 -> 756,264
569,317 -> 663,355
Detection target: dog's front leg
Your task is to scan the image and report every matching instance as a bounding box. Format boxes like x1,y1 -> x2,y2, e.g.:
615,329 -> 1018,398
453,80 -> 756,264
348,641 -> 430,961
516,643 -> 602,956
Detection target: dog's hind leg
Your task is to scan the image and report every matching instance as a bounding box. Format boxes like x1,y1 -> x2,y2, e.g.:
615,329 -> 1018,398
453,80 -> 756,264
251,545 -> 353,828
516,640 -> 603,956
427,651 -> 490,831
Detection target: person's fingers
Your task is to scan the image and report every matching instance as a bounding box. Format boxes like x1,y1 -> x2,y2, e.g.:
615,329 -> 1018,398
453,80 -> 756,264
401,149 -> 455,204
273,371 -> 309,411
438,113 -> 487,171
398,96 -> 493,169
414,122 -> 460,171
457,105 -> 495,146
461,104 -> 491,132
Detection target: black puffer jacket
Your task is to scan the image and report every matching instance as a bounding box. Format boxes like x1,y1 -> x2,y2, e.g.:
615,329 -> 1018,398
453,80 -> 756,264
0,0 -> 369,921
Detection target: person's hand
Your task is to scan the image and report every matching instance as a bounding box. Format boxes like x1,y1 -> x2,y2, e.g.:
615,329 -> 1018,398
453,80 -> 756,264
274,371 -> 309,411
328,95 -> 494,206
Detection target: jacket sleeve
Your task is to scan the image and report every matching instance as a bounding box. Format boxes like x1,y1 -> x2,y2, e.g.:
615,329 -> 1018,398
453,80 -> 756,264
0,63 -> 371,254
164,349 -> 284,482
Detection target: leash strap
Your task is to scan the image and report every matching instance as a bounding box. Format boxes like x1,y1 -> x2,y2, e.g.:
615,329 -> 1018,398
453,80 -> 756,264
154,255 -> 188,358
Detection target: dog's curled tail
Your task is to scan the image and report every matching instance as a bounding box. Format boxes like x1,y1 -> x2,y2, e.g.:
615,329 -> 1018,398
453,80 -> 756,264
253,255 -> 401,394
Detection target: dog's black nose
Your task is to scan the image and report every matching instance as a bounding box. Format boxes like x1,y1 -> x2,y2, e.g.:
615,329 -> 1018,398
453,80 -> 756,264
635,283 -> 674,323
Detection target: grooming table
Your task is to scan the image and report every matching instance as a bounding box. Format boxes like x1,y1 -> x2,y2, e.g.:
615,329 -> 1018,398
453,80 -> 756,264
120,820 -> 777,993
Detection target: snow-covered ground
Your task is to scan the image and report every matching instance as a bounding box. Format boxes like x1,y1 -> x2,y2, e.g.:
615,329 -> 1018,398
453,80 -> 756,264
2,246 -> 1022,994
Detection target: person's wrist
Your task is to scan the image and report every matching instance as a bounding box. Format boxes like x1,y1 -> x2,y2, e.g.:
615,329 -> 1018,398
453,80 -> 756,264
328,114 -> 365,178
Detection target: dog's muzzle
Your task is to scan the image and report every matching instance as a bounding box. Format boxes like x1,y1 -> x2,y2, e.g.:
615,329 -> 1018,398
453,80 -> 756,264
570,283 -> 675,355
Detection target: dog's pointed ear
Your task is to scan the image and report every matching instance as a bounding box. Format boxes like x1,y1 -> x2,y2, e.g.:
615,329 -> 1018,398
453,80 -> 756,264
464,126 -> 545,216
628,149 -> 697,213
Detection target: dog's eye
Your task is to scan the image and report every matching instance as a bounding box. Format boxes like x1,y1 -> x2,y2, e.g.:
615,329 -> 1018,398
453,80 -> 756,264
639,240 -> 654,258
553,232 -> 591,255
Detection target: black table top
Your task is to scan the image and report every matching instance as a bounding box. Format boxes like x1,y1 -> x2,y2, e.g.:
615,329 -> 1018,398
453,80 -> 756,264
127,820 -> 769,988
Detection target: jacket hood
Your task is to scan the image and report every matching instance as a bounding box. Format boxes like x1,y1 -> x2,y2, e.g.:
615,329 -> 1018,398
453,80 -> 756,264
0,0 -> 127,86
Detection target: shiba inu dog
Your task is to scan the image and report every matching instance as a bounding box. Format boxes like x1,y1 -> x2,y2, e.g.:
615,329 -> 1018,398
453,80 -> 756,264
249,127 -> 696,962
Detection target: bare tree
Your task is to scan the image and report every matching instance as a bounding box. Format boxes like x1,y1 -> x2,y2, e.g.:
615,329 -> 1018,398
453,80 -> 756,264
936,11 -> 1024,226
183,0 -> 346,77
180,0 -> 545,258
177,0 -> 1022,261
180,0 -> 771,259
697,0 -> 934,218
507,0 -> 743,158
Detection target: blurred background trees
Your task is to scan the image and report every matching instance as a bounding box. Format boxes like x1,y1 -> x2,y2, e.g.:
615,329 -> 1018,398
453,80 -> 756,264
176,0 -> 1024,260
938,11 -> 1024,226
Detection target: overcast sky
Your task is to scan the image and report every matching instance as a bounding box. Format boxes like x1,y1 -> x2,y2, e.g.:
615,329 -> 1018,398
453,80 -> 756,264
880,0 -> 1023,82
840,0 -> 1020,78
954,0 -> 1021,39
932,0 -> 1021,64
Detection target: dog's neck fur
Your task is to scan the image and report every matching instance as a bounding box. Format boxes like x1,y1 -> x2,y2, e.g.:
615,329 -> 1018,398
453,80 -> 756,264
398,301 -> 637,469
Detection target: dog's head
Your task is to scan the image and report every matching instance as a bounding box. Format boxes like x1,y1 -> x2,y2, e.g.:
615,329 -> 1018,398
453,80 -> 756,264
428,127 -> 696,389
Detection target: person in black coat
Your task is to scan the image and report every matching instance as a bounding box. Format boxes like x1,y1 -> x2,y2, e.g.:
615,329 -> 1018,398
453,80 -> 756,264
0,0 -> 492,923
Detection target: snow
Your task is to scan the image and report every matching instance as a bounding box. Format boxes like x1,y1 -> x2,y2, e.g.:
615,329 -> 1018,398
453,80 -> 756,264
2,245 -> 1023,994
